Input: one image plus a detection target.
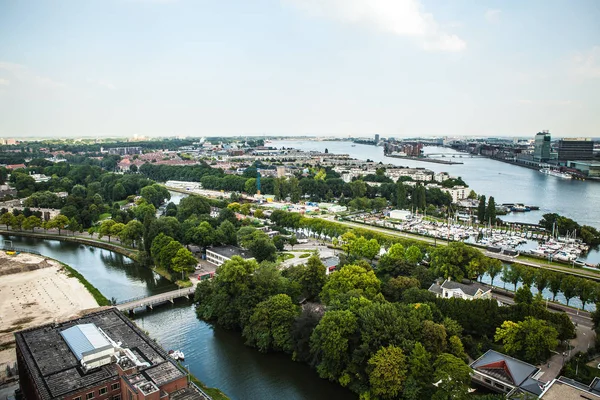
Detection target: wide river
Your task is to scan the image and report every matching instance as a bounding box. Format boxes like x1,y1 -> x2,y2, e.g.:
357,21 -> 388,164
0,232 -> 355,400
271,140 -> 600,230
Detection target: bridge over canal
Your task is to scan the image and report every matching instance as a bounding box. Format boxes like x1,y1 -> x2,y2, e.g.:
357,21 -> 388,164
117,286 -> 196,313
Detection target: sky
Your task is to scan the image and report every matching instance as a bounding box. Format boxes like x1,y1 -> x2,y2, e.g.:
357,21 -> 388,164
0,0 -> 599,138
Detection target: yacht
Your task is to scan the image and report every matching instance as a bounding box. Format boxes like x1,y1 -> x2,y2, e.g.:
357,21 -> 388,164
540,168 -> 572,179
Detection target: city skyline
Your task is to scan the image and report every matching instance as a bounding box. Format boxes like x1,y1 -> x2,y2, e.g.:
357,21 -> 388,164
1,0 -> 599,138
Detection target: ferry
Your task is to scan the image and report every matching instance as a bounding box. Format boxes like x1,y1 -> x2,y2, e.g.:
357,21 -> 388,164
540,168 -> 572,179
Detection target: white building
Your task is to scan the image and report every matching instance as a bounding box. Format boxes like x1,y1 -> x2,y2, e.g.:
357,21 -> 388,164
388,210 -> 412,221
206,245 -> 254,267
442,186 -> 468,203
428,279 -> 492,300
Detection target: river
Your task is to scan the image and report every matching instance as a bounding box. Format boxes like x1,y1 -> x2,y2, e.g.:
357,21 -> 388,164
0,234 -> 355,400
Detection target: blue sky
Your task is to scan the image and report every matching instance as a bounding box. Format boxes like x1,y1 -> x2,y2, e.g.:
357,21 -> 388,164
0,0 -> 599,138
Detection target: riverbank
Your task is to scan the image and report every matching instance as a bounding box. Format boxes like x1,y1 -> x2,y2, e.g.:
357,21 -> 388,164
0,229 -> 140,261
0,251 -> 101,374
386,153 -> 463,165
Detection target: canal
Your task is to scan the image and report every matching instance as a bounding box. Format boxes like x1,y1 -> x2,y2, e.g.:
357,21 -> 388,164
0,234 -> 355,400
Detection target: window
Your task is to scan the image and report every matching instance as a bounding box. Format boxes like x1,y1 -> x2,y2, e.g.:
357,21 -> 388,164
74,397 -> 81,400
99,388 -> 107,395
111,383 -> 120,390
112,396 -> 121,400
484,378 -> 492,384
86,393 -> 95,400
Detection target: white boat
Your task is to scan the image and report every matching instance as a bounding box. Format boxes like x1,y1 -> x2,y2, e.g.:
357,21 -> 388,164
168,350 -> 185,361
540,168 -> 572,179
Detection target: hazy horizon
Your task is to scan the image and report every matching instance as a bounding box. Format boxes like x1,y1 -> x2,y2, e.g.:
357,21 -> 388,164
1,0 -> 599,138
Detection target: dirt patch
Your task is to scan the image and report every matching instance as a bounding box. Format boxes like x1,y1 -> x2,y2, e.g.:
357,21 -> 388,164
0,251 -> 59,276
0,265 -> 98,371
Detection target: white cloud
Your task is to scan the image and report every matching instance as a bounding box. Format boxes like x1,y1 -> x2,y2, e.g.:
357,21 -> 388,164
571,46 -> 600,79
485,9 -> 501,24
285,0 -> 466,52
0,78 -> 9,86
0,62 -> 65,88
87,79 -> 117,90
517,99 -> 532,104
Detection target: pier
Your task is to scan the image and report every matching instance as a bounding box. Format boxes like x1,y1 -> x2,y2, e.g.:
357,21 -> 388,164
117,286 -> 195,313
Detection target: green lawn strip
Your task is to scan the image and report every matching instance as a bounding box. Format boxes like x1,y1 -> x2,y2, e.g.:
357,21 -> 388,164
176,279 -> 193,288
277,253 -> 294,261
298,253 -> 310,259
152,266 -> 173,281
98,213 -> 111,220
60,262 -> 111,306
178,364 -> 230,400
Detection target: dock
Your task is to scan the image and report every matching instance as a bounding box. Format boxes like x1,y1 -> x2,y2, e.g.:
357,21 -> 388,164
116,286 -> 195,313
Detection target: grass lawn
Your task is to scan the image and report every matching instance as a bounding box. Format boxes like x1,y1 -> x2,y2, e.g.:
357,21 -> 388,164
299,253 -> 310,259
98,213 -> 111,220
277,253 -> 295,262
176,279 -> 193,288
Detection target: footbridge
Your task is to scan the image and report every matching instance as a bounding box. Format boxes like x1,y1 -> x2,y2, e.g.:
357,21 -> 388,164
116,286 -> 196,313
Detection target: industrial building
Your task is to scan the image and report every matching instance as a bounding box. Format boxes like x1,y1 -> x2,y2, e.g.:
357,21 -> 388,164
558,138 -> 594,161
15,308 -> 208,400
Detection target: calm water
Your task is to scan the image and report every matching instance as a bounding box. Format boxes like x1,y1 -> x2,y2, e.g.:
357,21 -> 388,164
0,234 -> 355,400
271,140 -> 600,229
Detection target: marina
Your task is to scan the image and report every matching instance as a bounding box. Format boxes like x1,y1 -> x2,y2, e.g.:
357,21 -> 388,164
345,213 -> 598,267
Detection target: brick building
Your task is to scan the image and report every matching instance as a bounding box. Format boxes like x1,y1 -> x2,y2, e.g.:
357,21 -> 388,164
15,308 -> 208,400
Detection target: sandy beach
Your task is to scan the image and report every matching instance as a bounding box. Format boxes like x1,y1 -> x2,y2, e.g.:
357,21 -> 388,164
0,252 -> 99,371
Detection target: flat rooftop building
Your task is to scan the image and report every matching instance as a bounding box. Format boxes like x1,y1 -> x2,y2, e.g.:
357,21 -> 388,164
206,245 -> 254,267
15,308 -> 207,400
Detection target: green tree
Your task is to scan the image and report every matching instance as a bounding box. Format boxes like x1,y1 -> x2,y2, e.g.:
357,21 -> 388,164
367,345 -> 408,399
486,196 -> 496,224
159,240 -> 184,271
171,247 -> 197,274
243,294 -> 300,353
67,217 -> 82,235
0,212 -> 14,229
288,234 -> 298,250
273,235 -> 286,252
11,214 -> 25,230
22,215 -> 42,231
408,342 -> 433,398
300,254 -> 327,300
110,222 -> 125,240
448,336 -> 468,362
422,320 -> 447,355
216,220 -> 237,246
98,219 -> 116,242
176,195 -> 210,221
494,317 -> 559,363
151,233 -> 174,265
49,214 -> 69,235
487,258 -> 503,287
310,310 -> 358,381
575,278 -> 597,311
477,195 -> 486,223
432,353 -> 472,400
319,264 -> 381,305
382,276 -> 420,302
119,220 -> 144,248
534,269 -> 550,294
405,245 -> 423,265
396,183 -> 407,208
289,177 -> 301,203
561,275 -> 578,306
548,271 -> 562,301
